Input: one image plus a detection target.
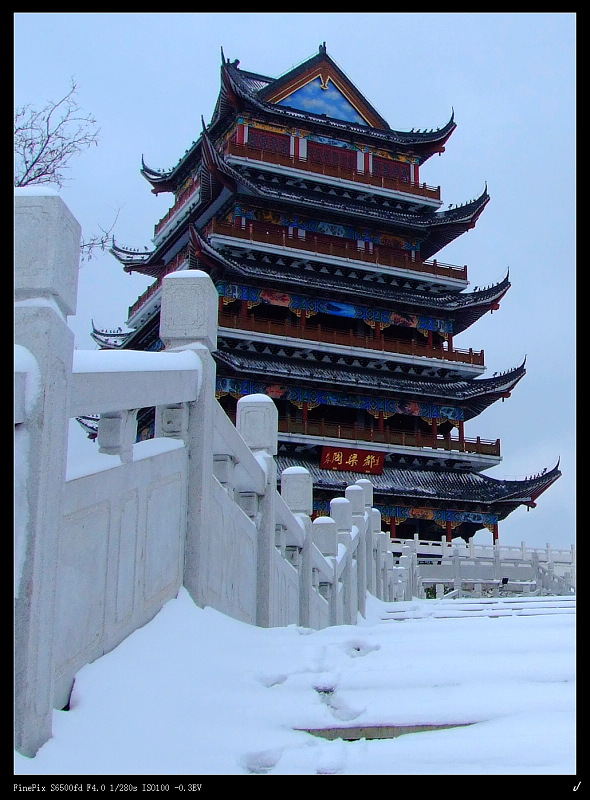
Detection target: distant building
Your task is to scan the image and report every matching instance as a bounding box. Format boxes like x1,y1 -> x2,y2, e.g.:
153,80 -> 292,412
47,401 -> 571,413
96,44 -> 560,543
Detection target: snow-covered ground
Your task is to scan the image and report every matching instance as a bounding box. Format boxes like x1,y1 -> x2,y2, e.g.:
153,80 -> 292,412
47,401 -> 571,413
14,588 -> 575,777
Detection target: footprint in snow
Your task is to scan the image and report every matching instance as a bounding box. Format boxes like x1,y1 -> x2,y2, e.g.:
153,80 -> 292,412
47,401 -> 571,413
315,686 -> 364,722
342,639 -> 381,658
258,672 -> 288,687
242,747 -> 283,774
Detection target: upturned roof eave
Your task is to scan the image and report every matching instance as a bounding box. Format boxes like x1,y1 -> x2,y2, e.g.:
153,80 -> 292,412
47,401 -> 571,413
214,349 -> 526,407
275,455 -> 561,506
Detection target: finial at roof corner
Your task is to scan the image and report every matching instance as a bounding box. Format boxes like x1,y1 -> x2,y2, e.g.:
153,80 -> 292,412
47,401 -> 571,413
319,42 -> 327,54
220,46 -> 226,64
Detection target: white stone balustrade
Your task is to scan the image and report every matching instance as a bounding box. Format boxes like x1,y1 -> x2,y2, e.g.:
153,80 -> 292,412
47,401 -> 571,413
14,192 -> 403,758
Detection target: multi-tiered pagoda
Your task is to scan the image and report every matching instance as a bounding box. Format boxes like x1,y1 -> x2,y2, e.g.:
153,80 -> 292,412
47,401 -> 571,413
95,44 -> 560,543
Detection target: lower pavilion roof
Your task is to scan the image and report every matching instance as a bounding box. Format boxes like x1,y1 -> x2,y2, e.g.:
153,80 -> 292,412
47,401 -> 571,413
214,347 -> 525,419
276,454 -> 561,511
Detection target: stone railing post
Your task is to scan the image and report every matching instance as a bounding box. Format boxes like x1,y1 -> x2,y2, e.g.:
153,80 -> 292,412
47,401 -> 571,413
159,269 -> 218,609
281,466 -> 313,627
400,545 -> 413,600
356,479 -> 376,596
237,394 -> 278,628
373,515 -> 387,601
312,516 -> 338,625
14,192 -> 81,756
330,496 -> 355,623
453,546 -> 462,597
346,484 -> 366,618
531,551 -> 540,592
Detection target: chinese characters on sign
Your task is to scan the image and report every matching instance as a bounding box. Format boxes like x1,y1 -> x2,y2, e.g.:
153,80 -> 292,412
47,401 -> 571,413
321,446 -> 384,475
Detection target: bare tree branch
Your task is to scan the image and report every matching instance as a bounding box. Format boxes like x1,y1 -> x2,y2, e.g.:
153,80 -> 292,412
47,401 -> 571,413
14,80 -> 119,259
79,207 -> 121,262
14,78 -> 100,188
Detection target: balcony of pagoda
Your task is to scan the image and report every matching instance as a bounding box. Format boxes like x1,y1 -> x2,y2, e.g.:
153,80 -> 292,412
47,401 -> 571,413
153,180 -> 200,243
224,141 -> 442,208
277,418 -> 501,467
208,220 -> 468,290
223,406 -> 500,468
217,310 -> 485,376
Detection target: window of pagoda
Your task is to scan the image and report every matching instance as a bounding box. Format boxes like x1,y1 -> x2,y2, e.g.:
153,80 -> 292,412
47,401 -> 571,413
376,323 -> 448,355
298,404 -> 382,441
302,310 -> 364,338
305,140 -> 357,171
246,127 -> 291,156
371,155 -> 411,184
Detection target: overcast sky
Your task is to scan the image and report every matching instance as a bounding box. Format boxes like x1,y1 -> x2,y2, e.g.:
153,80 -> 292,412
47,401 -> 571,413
14,12 -> 576,549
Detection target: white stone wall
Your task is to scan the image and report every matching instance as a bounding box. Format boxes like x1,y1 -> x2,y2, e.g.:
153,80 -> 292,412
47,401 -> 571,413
53,444 -> 188,709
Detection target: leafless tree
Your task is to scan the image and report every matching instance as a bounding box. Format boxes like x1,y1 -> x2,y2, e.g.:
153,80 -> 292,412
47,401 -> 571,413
14,80 -> 119,260
14,79 -> 100,188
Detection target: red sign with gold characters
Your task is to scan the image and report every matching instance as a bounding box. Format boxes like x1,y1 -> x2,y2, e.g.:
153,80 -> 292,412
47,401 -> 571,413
320,446 -> 385,475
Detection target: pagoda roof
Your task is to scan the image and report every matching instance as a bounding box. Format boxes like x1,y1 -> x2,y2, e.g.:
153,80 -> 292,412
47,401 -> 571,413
142,44 -> 457,193
215,44 -> 456,153
214,348 -> 526,420
90,321 -> 129,349
276,455 -> 561,513
140,156 -> 181,194
225,166 -> 490,260
110,239 -> 163,277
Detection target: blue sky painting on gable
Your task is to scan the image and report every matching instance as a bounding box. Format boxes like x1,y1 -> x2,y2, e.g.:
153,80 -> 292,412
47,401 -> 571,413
277,77 -> 368,125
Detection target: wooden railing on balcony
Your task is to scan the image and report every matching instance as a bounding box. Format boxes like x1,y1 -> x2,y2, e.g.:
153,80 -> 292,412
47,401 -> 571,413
225,141 -> 442,202
277,417 -> 501,457
154,180 -> 200,236
223,410 -> 500,457
218,311 -> 484,367
209,219 -> 468,282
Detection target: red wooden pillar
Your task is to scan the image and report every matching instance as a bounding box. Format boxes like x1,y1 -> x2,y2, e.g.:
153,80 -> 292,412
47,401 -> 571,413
300,309 -> 307,329
431,417 -> 438,438
493,522 -> 499,543
447,334 -> 454,352
445,520 -> 453,543
302,401 -> 308,422
240,299 -> 248,321
390,516 -> 397,539
378,410 -> 384,432
458,420 -> 465,444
